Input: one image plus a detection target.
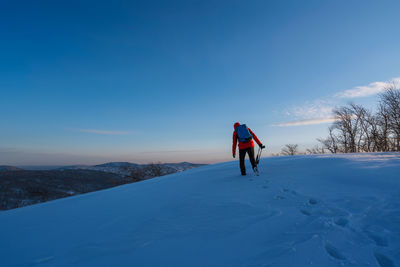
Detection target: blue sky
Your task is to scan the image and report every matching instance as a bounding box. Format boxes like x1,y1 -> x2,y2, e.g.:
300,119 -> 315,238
1,0 -> 400,165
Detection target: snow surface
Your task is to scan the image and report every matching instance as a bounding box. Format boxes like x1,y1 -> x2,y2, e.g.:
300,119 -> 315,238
1,153 -> 399,267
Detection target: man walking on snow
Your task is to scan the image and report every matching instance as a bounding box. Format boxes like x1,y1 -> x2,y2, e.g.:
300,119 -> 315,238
232,122 -> 265,176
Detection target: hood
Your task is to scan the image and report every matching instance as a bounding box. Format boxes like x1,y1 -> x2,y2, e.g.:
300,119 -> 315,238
234,122 -> 240,129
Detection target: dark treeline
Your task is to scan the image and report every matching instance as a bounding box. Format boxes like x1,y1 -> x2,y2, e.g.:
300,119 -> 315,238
318,84 -> 400,153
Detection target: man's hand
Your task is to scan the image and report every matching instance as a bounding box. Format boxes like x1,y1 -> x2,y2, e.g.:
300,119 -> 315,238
259,144 -> 266,149
233,153 -> 236,158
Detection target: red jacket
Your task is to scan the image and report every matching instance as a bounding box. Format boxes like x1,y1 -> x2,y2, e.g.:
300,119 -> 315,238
232,125 -> 262,155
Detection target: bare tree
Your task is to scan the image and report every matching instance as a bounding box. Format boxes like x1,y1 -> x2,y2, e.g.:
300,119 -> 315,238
306,145 -> 325,154
379,84 -> 400,151
332,105 -> 361,153
349,103 -> 379,152
318,82 -> 400,154
376,102 -> 391,151
365,112 -> 380,152
281,144 -> 299,155
318,126 -> 339,153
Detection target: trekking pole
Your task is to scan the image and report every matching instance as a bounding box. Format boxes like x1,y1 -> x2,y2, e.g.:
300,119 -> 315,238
256,146 -> 263,165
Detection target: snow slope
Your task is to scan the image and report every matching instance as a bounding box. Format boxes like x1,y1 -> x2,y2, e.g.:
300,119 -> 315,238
0,153 -> 399,267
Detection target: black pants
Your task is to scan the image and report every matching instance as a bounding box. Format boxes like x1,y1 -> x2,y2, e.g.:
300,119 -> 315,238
239,147 -> 257,175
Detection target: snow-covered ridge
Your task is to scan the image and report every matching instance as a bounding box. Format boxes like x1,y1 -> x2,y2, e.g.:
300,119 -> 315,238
0,165 -> 23,171
58,161 -> 205,177
1,153 -> 399,266
0,162 -> 205,211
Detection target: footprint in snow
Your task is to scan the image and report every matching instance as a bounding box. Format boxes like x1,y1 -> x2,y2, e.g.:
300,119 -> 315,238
334,217 -> 349,227
365,231 -> 388,247
325,243 -> 346,260
282,188 -> 298,196
374,252 -> 394,267
275,195 -> 285,200
308,198 -> 318,205
300,209 -> 311,216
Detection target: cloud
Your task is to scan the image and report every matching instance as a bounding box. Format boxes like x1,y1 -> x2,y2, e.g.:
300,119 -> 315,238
0,149 -> 113,166
335,77 -> 400,98
273,76 -> 400,127
288,100 -> 333,119
274,100 -> 335,127
142,149 -> 203,154
0,147 -> 20,153
272,117 -> 337,127
75,129 -> 129,135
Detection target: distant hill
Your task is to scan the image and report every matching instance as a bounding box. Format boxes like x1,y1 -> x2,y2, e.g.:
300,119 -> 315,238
0,165 -> 23,172
59,161 -> 205,177
0,162 -> 205,210
94,162 -> 140,168
0,169 -> 127,210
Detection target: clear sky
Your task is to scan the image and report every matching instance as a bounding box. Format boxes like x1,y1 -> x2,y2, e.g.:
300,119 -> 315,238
1,0 -> 400,165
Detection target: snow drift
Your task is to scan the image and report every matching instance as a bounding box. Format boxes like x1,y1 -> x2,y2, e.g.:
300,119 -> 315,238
0,153 -> 399,267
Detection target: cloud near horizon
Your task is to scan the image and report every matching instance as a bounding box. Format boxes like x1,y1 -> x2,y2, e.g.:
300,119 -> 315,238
289,100 -> 333,119
272,117 -> 337,127
335,77 -> 400,98
274,76 -> 400,127
75,129 -> 129,135
142,149 -> 204,154
278,100 -> 335,127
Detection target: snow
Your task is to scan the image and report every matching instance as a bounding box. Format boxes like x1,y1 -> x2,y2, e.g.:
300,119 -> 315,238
0,153 -> 399,267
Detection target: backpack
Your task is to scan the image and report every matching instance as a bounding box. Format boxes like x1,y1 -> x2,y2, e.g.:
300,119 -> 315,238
235,124 -> 253,143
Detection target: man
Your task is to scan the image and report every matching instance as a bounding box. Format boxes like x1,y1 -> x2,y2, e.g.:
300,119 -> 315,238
232,122 -> 265,175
